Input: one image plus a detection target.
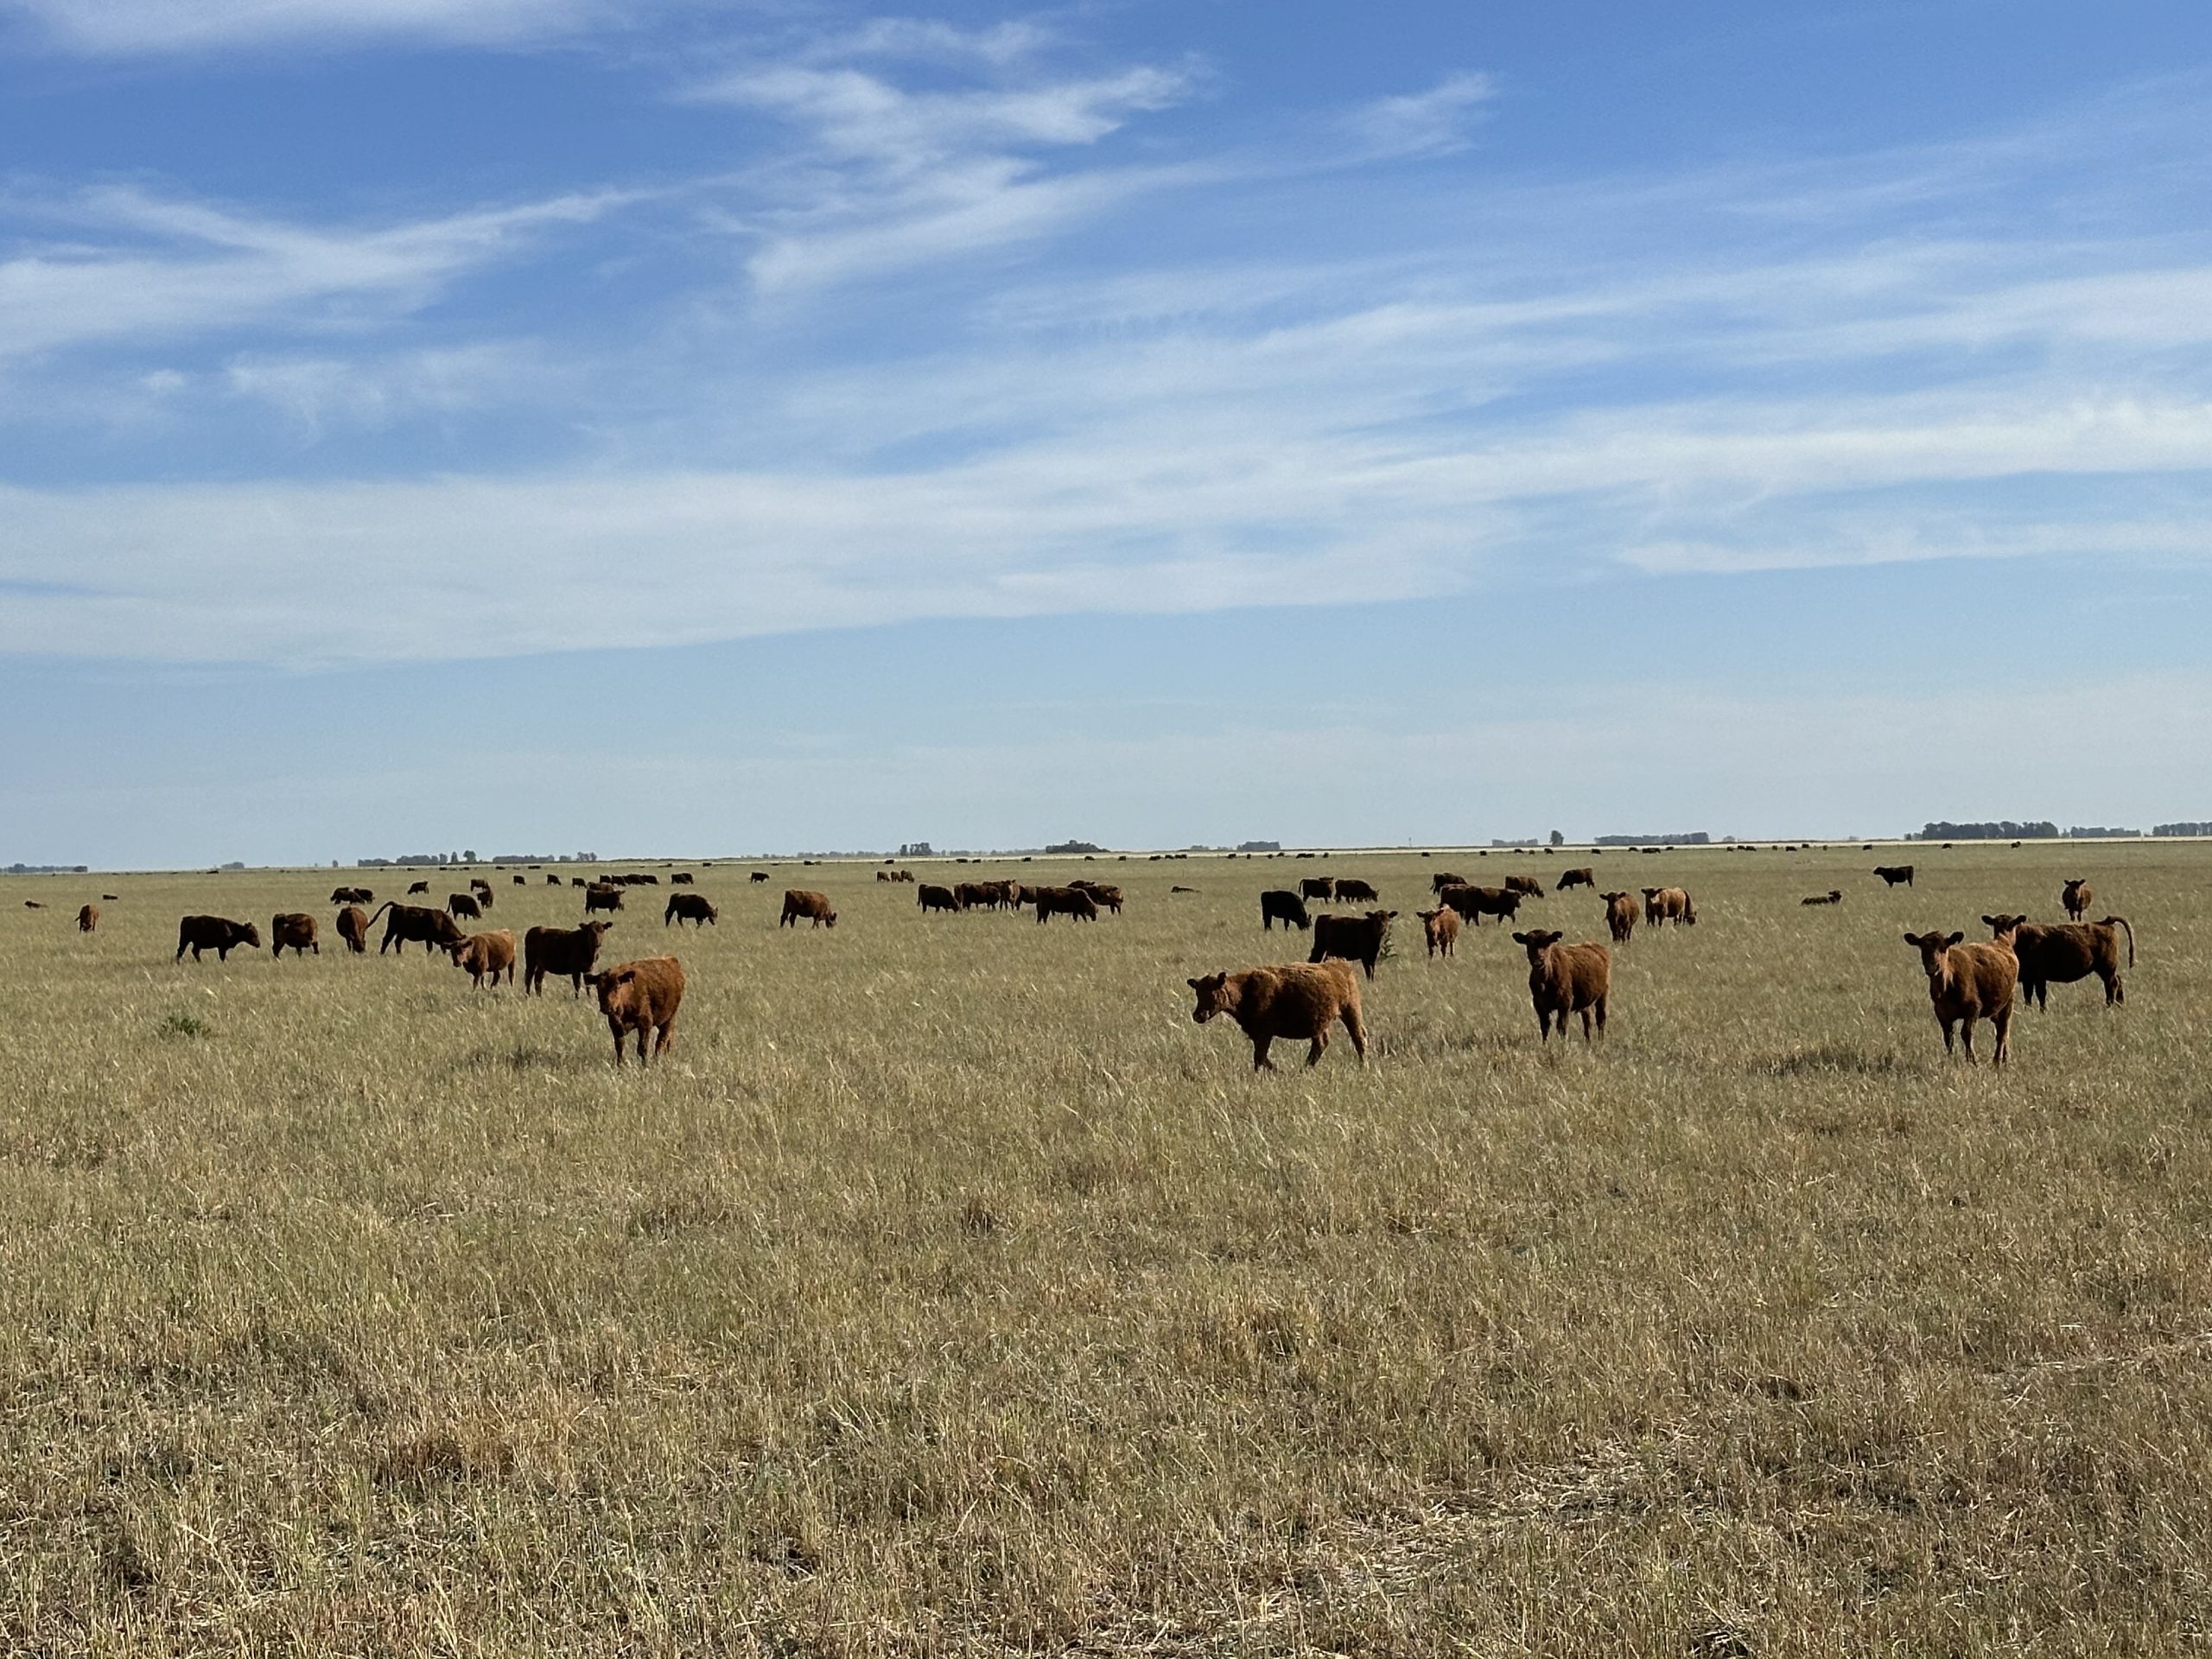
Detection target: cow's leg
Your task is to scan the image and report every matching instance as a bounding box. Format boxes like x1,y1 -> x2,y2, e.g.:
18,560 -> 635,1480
1251,1035 -> 1275,1071
2105,970 -> 2121,1006
1343,1005 -> 1367,1063
1960,1018 -> 1977,1063
1592,995 -> 1607,1039
1992,1005 -> 2011,1066
655,1015 -> 676,1058
1580,1005 -> 1593,1042
1306,1030 -> 1327,1066
1363,955 -> 1377,981
1938,1014 -> 1955,1055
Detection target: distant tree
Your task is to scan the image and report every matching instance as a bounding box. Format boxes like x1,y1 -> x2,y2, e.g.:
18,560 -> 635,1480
1548,829 -> 1565,847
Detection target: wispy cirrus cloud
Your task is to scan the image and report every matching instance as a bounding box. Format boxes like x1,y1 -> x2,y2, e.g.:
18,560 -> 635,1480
0,0 -> 645,54
0,184 -> 632,360
1342,71 -> 1497,159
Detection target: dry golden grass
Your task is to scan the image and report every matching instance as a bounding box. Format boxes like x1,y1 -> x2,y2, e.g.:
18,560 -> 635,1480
1,843 -> 2207,1656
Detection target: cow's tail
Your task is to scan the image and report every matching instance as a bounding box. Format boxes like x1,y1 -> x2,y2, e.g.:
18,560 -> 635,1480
365,901 -> 395,925
2103,916 -> 2134,966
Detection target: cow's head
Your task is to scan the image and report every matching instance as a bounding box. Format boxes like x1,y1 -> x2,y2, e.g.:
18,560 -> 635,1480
1187,973 -> 1232,1024
1511,929 -> 1562,960
1981,913 -> 2027,947
1903,931 -> 1965,981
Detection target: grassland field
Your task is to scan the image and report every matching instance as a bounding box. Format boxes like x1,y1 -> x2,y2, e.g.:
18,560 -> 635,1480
0,842 -> 2207,1656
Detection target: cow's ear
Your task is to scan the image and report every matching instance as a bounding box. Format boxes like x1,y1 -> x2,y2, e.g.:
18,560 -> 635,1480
1944,931 -> 1964,947
1187,977 -> 1204,991
1902,932 -> 1922,947
1511,931 -> 1529,944
1981,915 -> 1999,927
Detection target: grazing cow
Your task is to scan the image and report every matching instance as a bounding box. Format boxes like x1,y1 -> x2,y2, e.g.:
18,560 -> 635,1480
1033,887 -> 1098,924
876,870 -> 892,882
448,929 -> 517,989
1308,910 -> 1396,980
2062,879 -> 2094,922
469,878 -> 493,898
664,892 -> 718,928
1641,887 -> 1695,926
524,919 -> 613,996
750,871 -> 771,884
366,901 -> 465,957
592,956 -> 685,1066
408,880 -> 431,894
583,884 -> 625,914
448,893 -> 483,921
1556,868 -> 1596,891
572,877 -> 588,888
1300,877 -> 1335,901
270,912 -> 320,957
1802,891 -> 1843,906
1600,891 -> 1637,944
918,884 -> 961,914
1430,872 -> 1467,893
329,886 -> 373,905
672,873 -> 693,885
1334,877 -> 1379,904
512,874 -> 526,887
336,905 -> 369,953
1260,890 -> 1312,931
1187,961 -> 1367,1071
1072,881 -> 1124,914
780,890 -> 836,929
1874,865 -> 1915,887
1990,913 -> 2133,1009
1440,884 -> 1521,926
175,915 -> 260,963
1417,906 -> 1460,958
1503,875 -> 1543,899
1512,930 -> 1611,1044
1904,923 -> 2018,1065
76,904 -> 98,933
892,870 -> 915,884
547,874 -> 564,886
956,881 -> 1001,912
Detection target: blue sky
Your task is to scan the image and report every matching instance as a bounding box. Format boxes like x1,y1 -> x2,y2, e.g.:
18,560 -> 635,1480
3,1 -> 2209,865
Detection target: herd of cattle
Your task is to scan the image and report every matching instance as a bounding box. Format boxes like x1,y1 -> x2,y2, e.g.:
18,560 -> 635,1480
42,859 -> 2138,1071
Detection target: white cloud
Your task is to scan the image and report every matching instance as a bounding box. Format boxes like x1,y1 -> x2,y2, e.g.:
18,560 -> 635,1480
1342,72 -> 1497,159
0,0 -> 633,54
0,185 -> 630,360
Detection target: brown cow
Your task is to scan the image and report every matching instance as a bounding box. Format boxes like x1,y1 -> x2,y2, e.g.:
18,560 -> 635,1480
1802,890 -> 1843,906
1033,887 -> 1097,924
524,918 -> 613,995
1904,924 -> 2018,1065
1308,910 -> 1395,980
1600,891 -> 1637,944
367,901 -> 465,957
1989,912 -> 2133,1009
448,929 -> 518,989
336,905 -> 369,953
1512,930 -> 1611,1043
76,904 -> 98,933
175,915 -> 260,962
270,912 -> 320,957
1071,881 -> 1124,914
780,890 -> 836,929
891,870 -> 915,884
1187,961 -> 1367,1071
329,886 -> 373,905
918,884 -> 961,914
1430,871 -> 1466,893
1417,906 -> 1460,958
2062,879 -> 2094,921
876,870 -> 892,881
592,956 -> 685,1065
664,893 -> 718,928
1333,877 -> 1379,904
408,880 -> 431,894
1555,868 -> 1596,891
1503,875 -> 1543,898
583,884 -> 625,914
1641,887 -> 1695,926
1440,884 -> 1521,926
672,872 -> 694,885
1299,876 -> 1335,901
956,880 -> 1001,912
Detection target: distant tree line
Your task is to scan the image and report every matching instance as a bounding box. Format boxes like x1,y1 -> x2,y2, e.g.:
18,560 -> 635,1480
1592,832 -> 1711,847
1915,822 -> 2059,841
2156,822 -> 2212,836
